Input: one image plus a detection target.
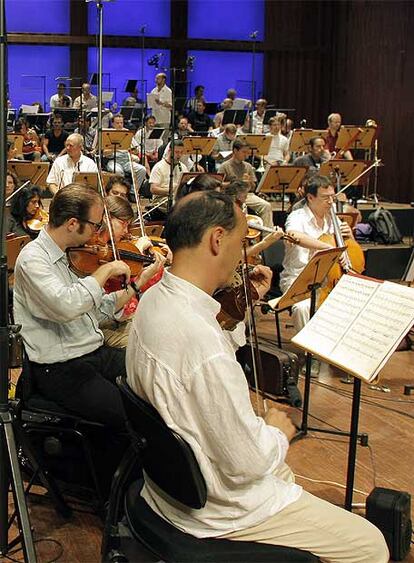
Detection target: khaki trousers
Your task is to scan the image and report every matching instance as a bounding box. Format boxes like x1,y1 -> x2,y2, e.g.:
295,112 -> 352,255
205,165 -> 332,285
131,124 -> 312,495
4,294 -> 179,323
222,465 -> 389,563
100,318 -> 132,349
246,193 -> 274,228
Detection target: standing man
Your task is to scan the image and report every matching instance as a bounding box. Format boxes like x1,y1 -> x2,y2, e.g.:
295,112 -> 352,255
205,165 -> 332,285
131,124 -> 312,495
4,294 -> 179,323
220,139 -> 274,227
126,191 -> 388,563
185,85 -> 205,113
46,133 -> 98,194
150,73 -> 172,127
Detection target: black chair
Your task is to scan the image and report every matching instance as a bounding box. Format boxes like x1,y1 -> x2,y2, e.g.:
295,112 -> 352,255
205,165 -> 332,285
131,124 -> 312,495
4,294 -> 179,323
102,376 -> 319,562
14,355 -> 110,515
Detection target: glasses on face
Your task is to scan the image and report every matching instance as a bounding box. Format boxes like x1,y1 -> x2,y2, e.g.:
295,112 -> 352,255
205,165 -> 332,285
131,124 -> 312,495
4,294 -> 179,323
318,194 -> 335,202
83,219 -> 103,231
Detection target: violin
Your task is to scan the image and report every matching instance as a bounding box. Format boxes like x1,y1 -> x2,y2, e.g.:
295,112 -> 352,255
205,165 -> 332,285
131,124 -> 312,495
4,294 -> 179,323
214,267 -> 259,331
246,219 -> 300,245
67,239 -> 154,278
26,208 -> 49,232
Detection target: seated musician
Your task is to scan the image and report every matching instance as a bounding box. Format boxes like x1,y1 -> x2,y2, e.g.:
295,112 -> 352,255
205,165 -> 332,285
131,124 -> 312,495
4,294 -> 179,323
211,124 -> 237,166
46,133 -> 98,195
219,139 -> 274,228
131,115 -> 163,165
105,175 -> 130,199
325,113 -> 353,160
103,114 -> 147,190
6,171 -> 20,200
213,97 -> 234,130
149,140 -> 188,219
292,135 -> 328,171
97,195 -> 166,348
73,82 -> 97,112
13,184 -> 136,429
252,98 -> 268,134
6,184 -> 44,239
187,100 -> 213,134
280,175 -> 354,374
265,116 -> 290,165
41,114 -> 69,162
15,118 -> 41,162
126,191 -> 388,563
74,114 -> 95,156
49,82 -> 73,109
175,172 -> 222,200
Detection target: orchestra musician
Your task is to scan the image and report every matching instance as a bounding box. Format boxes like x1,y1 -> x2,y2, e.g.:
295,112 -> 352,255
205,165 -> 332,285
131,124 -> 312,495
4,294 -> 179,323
41,114 -> 69,162
49,82 -> 73,109
265,116 -> 290,165
187,100 -> 213,134
46,133 -> 98,195
252,98 -> 268,134
13,184 -> 136,429
325,113 -> 353,160
6,171 -> 19,200
105,175 -> 130,199
131,115 -> 163,165
126,191 -> 388,563
211,123 -> 237,165
214,97 -> 234,130
6,184 -> 44,239
219,139 -> 274,227
73,82 -> 97,112
15,118 -> 41,162
150,72 -> 172,127
292,135 -> 328,171
184,84 -> 206,114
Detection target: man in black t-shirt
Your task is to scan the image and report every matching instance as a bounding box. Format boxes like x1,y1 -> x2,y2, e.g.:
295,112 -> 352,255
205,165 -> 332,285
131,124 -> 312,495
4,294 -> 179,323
41,115 -> 69,162
187,100 -> 213,134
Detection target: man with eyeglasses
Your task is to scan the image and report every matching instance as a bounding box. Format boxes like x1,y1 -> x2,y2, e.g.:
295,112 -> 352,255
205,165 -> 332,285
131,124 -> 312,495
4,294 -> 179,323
280,175 -> 353,375
13,184 -> 141,429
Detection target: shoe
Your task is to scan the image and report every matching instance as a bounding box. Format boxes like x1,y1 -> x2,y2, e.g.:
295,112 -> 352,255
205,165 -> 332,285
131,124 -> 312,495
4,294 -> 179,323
301,359 -> 320,378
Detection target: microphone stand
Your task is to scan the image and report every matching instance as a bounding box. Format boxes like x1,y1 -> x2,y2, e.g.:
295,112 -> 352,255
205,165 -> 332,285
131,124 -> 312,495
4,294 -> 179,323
0,0 -> 37,559
87,0 -> 105,161
249,30 -> 258,134
139,25 -> 147,166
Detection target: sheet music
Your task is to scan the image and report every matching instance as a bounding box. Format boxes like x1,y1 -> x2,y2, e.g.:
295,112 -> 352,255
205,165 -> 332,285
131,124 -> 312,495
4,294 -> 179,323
292,275 -> 379,360
146,93 -> 157,109
330,281 -> 414,381
232,98 -> 250,110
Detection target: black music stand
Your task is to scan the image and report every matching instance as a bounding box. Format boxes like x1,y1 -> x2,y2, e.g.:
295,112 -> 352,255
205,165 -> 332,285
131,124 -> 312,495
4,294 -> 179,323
23,112 -> 50,134
222,109 -> 248,126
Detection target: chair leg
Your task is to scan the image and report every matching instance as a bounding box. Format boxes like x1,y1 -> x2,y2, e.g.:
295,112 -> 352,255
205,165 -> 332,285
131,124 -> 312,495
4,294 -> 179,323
275,311 -> 282,349
101,446 -> 139,561
14,422 -> 72,518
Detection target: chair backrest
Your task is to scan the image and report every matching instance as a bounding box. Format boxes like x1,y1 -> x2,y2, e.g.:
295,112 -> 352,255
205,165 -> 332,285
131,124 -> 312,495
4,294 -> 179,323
117,376 -> 207,510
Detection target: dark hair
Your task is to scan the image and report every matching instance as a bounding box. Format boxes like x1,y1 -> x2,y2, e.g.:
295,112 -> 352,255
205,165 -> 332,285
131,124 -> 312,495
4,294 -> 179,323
105,175 -> 130,195
195,85 -> 204,94
7,170 -> 20,190
57,83 -> 66,89
49,183 -> 103,229
176,173 -> 222,200
233,139 -> 248,152
15,117 -> 28,133
10,185 -> 42,222
112,113 -> 124,123
222,180 -> 249,202
309,135 -> 325,148
305,175 -> 332,197
144,115 -> 156,124
173,139 -> 184,149
165,191 -> 237,252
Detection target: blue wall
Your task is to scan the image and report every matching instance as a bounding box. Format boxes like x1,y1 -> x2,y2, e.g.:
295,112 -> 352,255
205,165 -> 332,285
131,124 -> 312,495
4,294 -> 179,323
187,51 -> 264,104
8,45 -> 70,110
188,0 -> 264,40
88,47 -> 171,107
88,0 -> 170,37
6,0 -> 70,33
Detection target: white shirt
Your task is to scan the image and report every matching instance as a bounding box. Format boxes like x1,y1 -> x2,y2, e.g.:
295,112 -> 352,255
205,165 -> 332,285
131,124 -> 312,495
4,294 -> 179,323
73,94 -> 97,111
126,271 -> 301,538
150,84 -> 172,124
46,153 -> 98,188
131,127 -> 163,155
266,132 -> 289,164
280,204 -> 333,292
149,158 -> 188,208
252,110 -> 268,134
13,228 -> 118,364
49,93 -> 73,109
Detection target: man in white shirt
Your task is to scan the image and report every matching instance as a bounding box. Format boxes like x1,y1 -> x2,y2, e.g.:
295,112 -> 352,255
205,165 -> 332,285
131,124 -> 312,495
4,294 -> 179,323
149,140 -> 188,217
131,115 -> 163,165
46,133 -> 98,195
49,83 -> 72,109
280,175 -> 353,332
73,82 -> 97,112
126,191 -> 388,563
150,72 -> 172,127
265,116 -> 290,165
252,98 -> 268,134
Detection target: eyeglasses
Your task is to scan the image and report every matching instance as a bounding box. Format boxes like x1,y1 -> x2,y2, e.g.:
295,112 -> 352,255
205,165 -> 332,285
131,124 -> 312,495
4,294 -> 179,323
83,219 -> 103,231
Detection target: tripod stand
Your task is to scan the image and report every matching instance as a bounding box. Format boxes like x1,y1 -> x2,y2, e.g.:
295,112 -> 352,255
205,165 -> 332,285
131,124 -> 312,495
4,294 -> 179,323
0,1 -> 36,560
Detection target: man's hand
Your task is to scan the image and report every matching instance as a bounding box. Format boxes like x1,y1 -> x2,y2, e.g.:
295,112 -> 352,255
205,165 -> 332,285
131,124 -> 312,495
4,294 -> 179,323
249,265 -> 272,299
265,407 -> 296,441
109,261 -> 131,284
340,221 -> 353,239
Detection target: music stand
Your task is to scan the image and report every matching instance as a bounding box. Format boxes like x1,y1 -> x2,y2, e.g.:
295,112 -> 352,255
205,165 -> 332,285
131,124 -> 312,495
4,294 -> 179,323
72,171 -> 115,191
182,136 -> 216,168
148,128 -> 164,142
257,165 -> 307,210
237,134 -> 272,162
24,113 -> 51,135
320,160 -> 367,192
6,235 -> 30,271
101,129 -> 133,170
7,134 -> 24,156
222,109 -> 248,126
336,126 -> 376,152
55,108 -> 79,126
7,161 -> 50,189
204,102 -> 219,115
289,129 -> 326,153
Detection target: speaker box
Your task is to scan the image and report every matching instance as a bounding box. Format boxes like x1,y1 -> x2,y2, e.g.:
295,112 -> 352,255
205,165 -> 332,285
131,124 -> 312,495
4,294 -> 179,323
366,487 -> 412,561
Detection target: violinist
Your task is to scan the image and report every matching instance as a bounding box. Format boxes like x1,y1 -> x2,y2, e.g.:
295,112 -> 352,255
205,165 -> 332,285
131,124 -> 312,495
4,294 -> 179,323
6,171 -> 19,200
13,184 -> 136,429
280,175 -> 353,371
97,195 -> 166,348
105,175 -> 130,199
6,185 -> 44,239
126,191 -> 387,563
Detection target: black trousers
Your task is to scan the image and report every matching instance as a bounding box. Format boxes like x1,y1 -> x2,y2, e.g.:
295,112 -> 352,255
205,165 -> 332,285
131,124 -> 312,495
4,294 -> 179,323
31,346 -> 127,429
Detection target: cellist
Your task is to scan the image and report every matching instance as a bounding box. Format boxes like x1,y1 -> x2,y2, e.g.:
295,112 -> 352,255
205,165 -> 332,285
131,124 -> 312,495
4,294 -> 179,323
280,175 -> 355,373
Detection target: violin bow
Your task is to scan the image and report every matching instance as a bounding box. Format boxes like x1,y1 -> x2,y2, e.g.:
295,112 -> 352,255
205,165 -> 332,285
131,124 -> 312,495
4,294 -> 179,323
128,151 -> 146,238
241,243 -> 268,417
5,179 -> 31,203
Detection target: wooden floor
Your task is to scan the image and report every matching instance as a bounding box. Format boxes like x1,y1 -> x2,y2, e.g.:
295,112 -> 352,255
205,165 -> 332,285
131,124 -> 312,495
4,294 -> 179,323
5,310 -> 414,562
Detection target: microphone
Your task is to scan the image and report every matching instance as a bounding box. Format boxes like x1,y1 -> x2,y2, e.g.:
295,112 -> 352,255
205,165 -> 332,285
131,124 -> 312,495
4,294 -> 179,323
249,30 -> 259,39
55,76 -> 71,81
186,56 -> 196,72
147,53 -> 163,69
300,119 -> 307,128
286,375 -> 302,408
139,24 -> 147,34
